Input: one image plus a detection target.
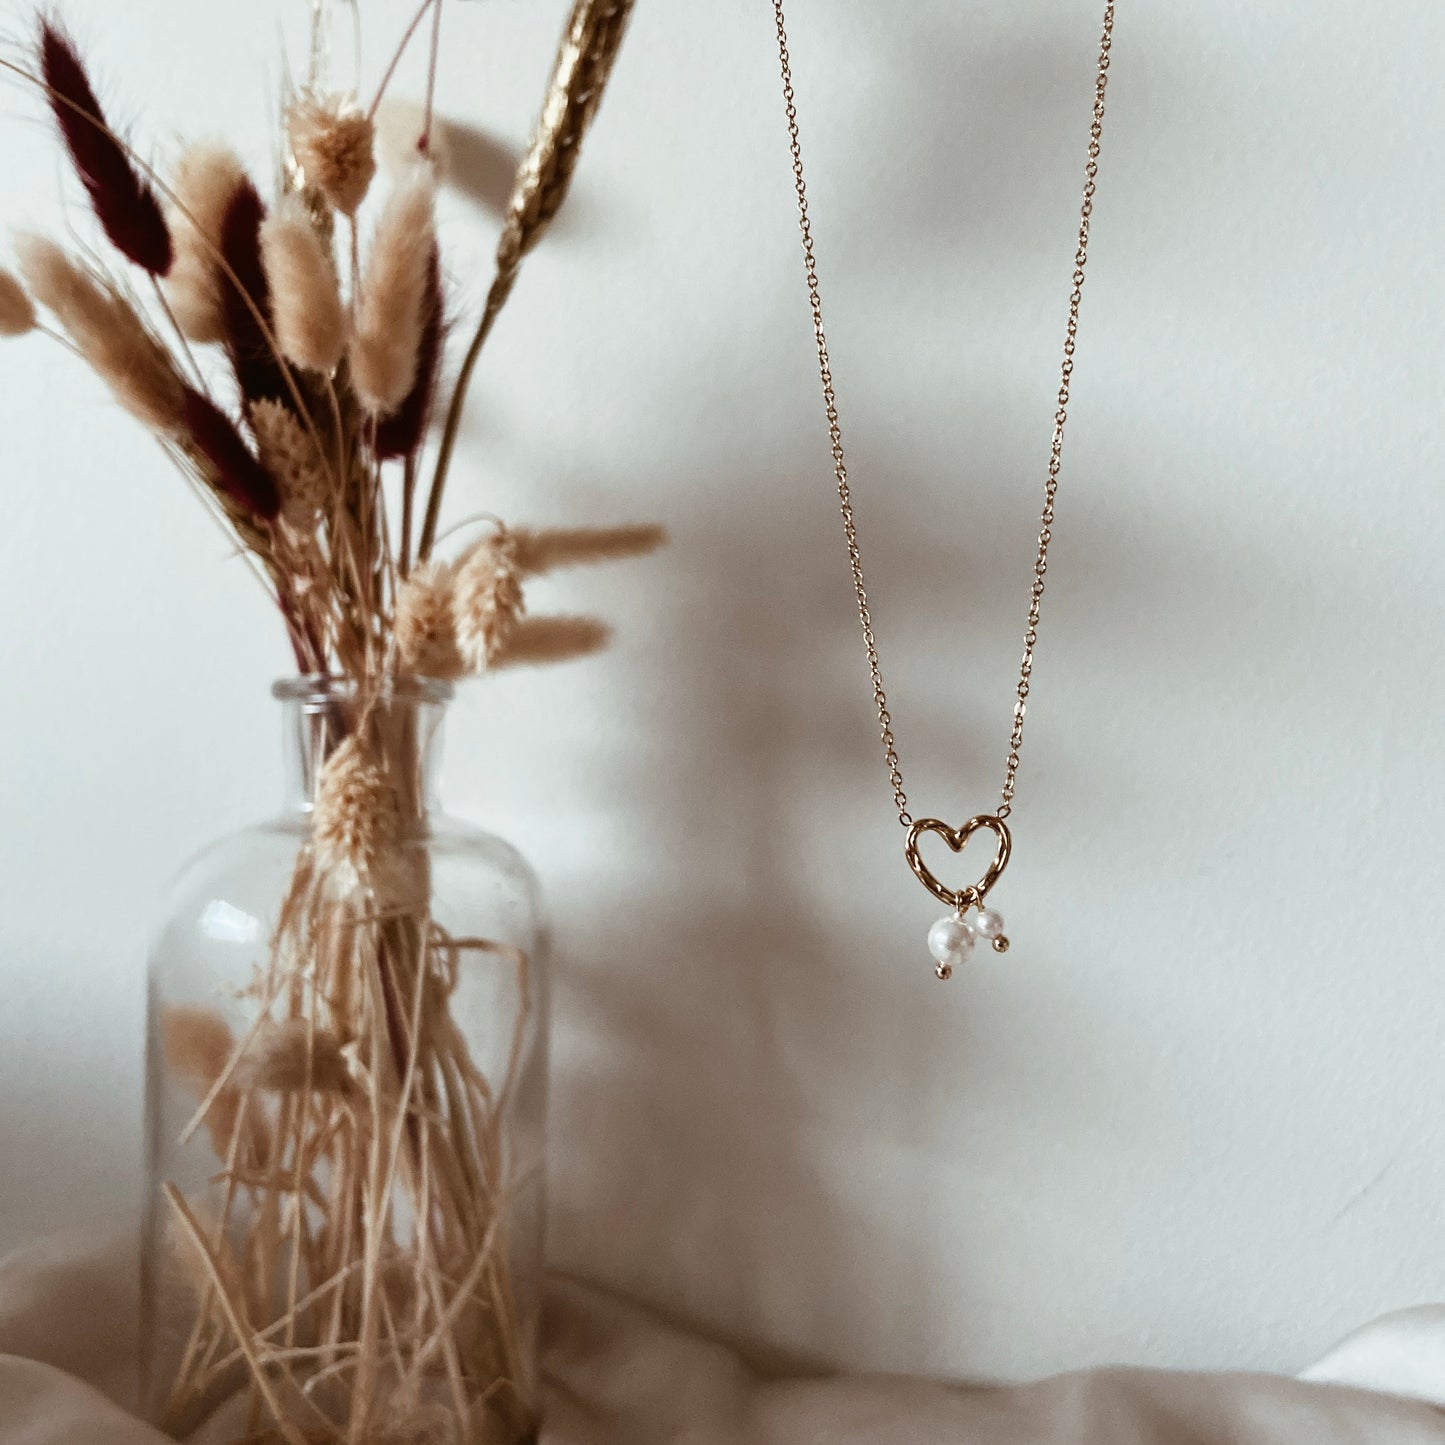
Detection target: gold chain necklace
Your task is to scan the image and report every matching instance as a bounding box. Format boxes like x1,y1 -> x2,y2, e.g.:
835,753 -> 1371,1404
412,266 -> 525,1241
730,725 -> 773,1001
772,0 -> 1117,979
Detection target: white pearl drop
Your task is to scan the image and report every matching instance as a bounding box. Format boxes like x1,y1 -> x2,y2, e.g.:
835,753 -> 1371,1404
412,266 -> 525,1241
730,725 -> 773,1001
927,915 -> 976,965
975,908 -> 1005,940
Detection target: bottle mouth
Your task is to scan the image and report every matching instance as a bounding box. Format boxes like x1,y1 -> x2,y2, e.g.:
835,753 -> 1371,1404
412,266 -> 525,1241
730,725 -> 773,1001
271,674 -> 455,707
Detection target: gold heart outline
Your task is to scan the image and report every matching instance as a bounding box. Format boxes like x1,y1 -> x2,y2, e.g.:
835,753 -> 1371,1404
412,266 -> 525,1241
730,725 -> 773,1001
904,814 -> 1012,908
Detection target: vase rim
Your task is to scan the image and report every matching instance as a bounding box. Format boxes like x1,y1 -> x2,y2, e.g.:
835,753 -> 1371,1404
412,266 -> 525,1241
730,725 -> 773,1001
271,673 -> 455,706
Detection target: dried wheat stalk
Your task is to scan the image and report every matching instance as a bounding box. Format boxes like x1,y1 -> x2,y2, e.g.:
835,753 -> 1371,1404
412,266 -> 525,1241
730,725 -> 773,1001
418,0 -> 638,561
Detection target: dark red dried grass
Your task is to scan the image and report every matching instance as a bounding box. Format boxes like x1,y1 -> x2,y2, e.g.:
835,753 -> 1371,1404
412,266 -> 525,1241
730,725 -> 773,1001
182,387 -> 281,522
218,180 -> 289,408
38,19 -> 172,277
374,245 -> 443,461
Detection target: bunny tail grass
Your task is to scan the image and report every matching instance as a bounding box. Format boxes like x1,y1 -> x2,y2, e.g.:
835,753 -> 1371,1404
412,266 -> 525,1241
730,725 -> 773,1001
38,19 -> 172,276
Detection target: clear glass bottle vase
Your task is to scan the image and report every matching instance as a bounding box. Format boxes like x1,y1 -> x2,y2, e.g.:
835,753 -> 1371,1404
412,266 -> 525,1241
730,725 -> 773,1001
141,676 -> 548,1445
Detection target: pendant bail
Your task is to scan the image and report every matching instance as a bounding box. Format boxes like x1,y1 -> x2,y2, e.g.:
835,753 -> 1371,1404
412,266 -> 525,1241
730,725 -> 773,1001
953,885 -> 981,918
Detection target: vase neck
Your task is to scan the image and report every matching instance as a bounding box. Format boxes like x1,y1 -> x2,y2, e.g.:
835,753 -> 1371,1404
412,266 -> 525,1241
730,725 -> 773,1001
275,677 -> 451,819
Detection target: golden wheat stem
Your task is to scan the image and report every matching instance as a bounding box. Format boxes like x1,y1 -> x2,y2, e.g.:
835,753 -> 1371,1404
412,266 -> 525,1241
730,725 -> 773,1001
417,270 -> 513,561
419,0 -> 635,560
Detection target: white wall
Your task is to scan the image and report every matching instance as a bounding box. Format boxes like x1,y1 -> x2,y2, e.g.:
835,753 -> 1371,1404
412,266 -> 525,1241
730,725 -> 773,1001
3,0 -> 1445,1385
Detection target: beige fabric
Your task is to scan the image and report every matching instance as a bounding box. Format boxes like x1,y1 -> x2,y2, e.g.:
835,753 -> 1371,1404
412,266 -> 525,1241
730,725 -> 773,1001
3,1231 -> 1445,1442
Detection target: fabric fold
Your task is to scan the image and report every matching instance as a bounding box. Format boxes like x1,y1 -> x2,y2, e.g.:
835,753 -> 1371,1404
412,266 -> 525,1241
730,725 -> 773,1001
3,1230 -> 1445,1442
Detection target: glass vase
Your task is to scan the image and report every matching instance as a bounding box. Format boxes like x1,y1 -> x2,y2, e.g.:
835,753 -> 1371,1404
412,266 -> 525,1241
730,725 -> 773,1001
140,676 -> 548,1445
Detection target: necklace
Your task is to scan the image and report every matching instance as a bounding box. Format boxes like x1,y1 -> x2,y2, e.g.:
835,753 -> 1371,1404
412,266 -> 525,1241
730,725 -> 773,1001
772,1 -> 1117,980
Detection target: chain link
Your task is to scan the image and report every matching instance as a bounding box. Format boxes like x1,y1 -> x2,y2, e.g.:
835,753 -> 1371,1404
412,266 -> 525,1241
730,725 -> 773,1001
772,0 -> 911,826
772,0 -> 1116,828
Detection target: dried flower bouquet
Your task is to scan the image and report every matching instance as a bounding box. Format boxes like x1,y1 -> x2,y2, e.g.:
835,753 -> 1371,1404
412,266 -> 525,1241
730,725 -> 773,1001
1,2 -> 651,1441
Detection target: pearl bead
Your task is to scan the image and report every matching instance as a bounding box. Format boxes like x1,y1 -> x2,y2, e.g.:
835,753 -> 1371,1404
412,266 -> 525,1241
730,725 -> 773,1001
976,908 -> 1006,940
927,915 -> 976,965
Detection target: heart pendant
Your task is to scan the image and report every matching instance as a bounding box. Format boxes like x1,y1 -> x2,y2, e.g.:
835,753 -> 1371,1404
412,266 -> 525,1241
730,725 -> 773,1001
904,814 -> 1012,910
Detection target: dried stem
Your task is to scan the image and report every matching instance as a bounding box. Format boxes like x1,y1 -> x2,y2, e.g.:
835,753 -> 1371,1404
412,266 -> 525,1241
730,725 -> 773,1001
418,0 -> 636,560
368,0 -> 440,121
422,0 -> 445,147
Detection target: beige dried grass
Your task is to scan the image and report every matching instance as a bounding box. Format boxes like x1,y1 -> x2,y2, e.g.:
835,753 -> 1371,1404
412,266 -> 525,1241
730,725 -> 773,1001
513,522 -> 666,575
0,268 -> 36,336
233,1019 -> 349,1094
452,533 -> 523,672
18,236 -> 184,432
160,1005 -> 244,1161
287,91 -> 377,217
163,143 -> 246,343
250,398 -> 331,526
162,1004 -> 235,1091
494,615 -> 611,668
394,562 -> 464,681
350,166 -> 436,415
260,195 -> 347,374
311,736 -> 402,894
